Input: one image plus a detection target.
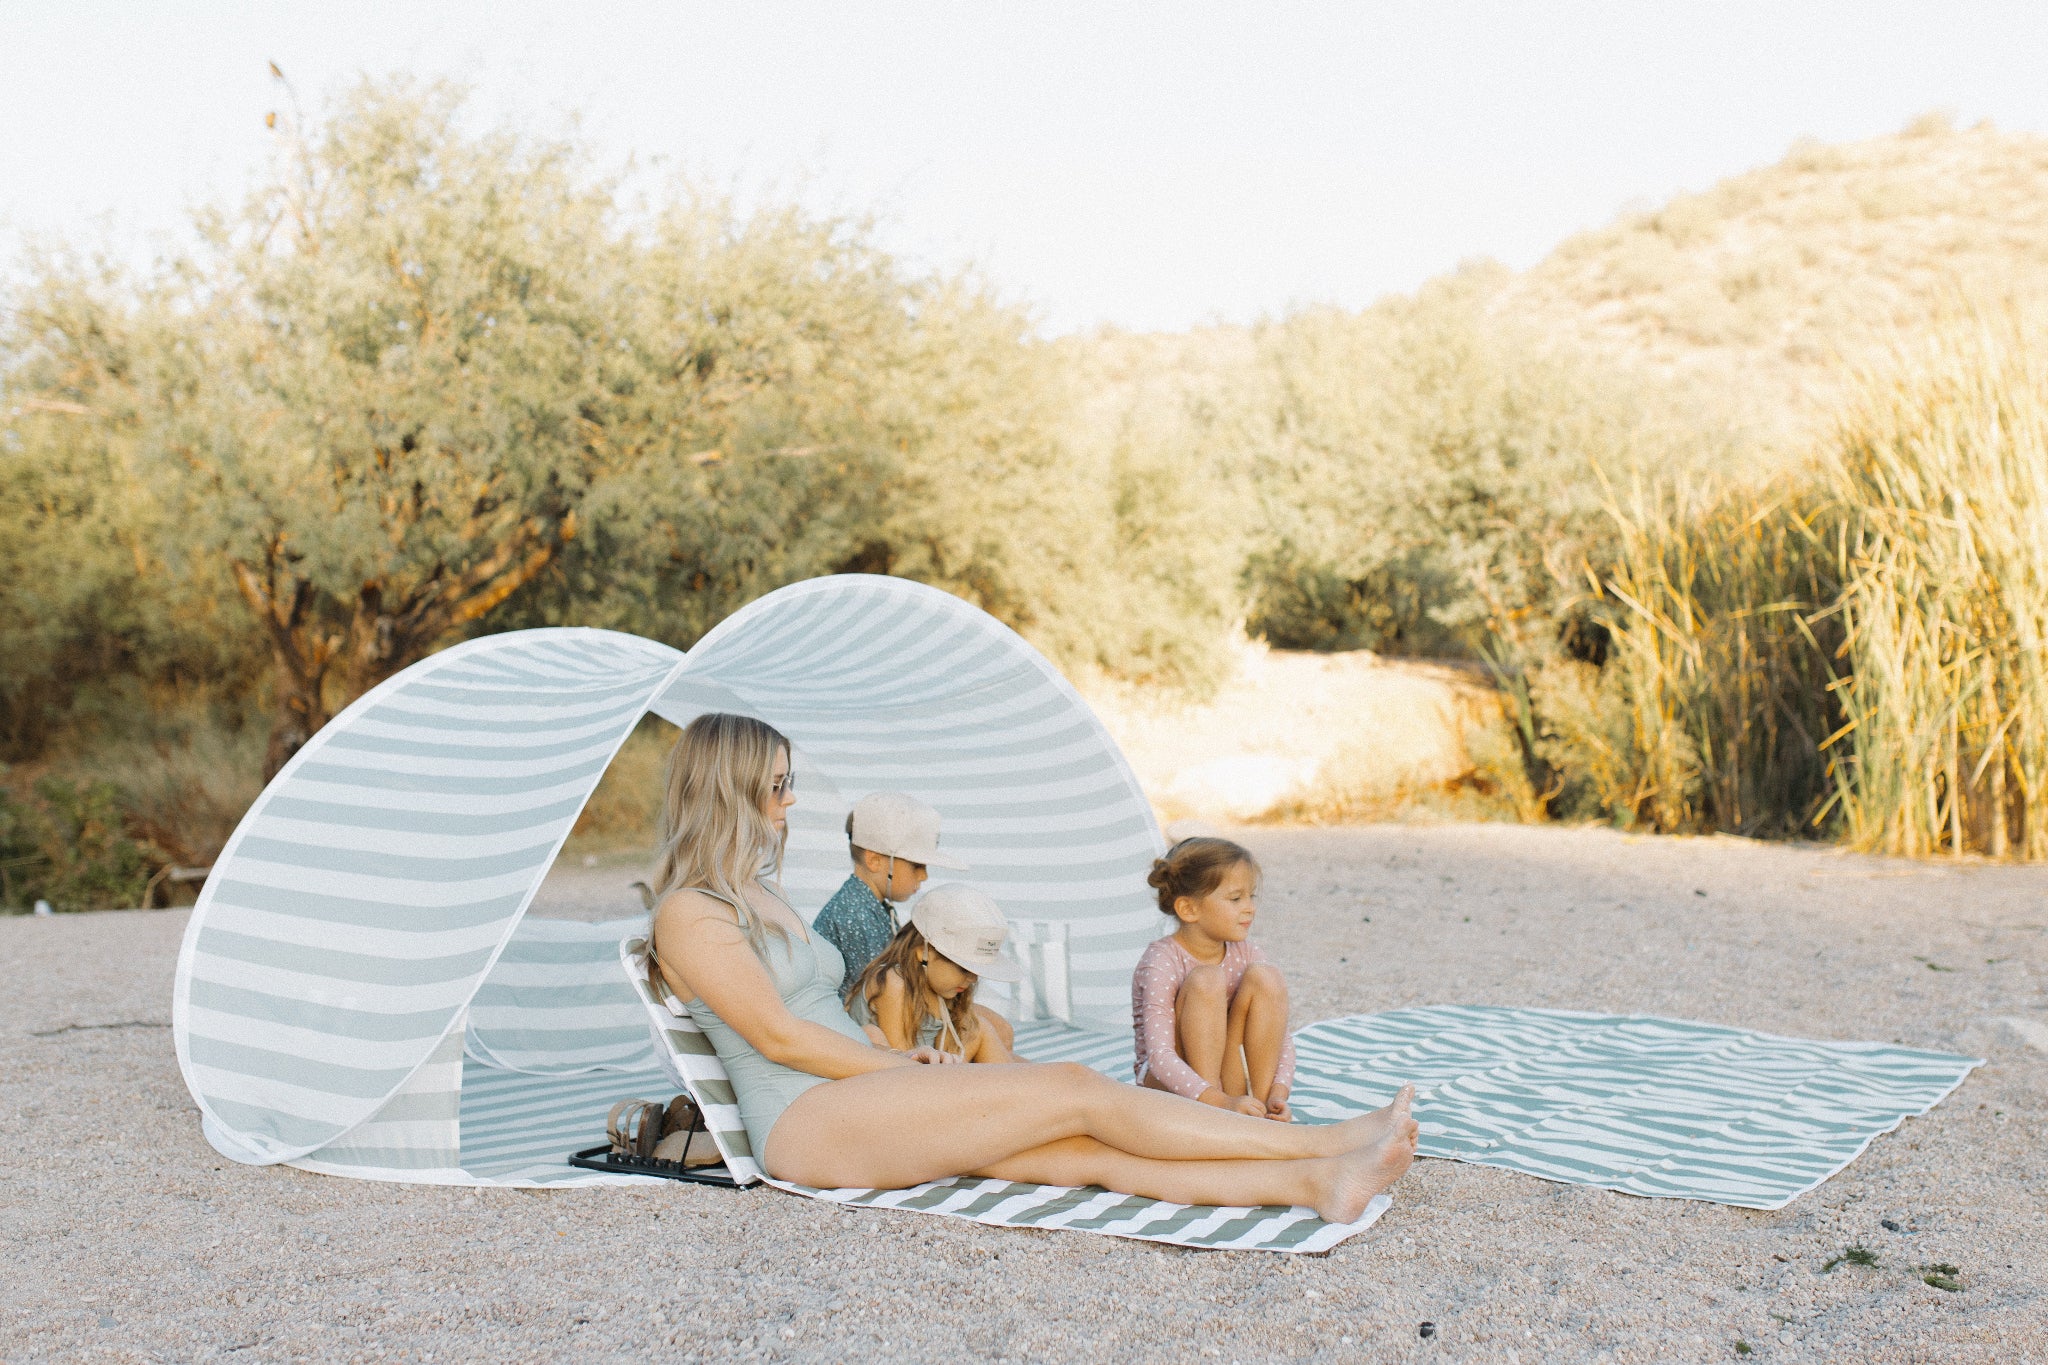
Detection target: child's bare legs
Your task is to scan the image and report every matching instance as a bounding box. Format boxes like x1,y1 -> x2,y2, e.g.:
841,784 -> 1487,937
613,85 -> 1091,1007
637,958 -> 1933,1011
970,1004 -> 1016,1063
1172,966 -> 1262,1114
1218,963 -> 1289,1111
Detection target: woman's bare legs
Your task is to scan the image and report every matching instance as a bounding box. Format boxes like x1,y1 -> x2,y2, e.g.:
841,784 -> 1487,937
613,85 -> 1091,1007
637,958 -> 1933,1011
974,1111 -> 1418,1225
1219,963 -> 1290,1105
765,1059 -> 1413,1191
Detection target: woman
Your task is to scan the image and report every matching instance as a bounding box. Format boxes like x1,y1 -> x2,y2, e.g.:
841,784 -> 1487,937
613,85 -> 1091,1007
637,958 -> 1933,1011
648,714 -> 1417,1224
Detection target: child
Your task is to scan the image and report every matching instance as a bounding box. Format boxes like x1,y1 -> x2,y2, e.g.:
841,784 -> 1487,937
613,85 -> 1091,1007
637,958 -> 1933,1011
1133,836 -> 1295,1121
812,791 -> 967,982
846,883 -> 1021,1062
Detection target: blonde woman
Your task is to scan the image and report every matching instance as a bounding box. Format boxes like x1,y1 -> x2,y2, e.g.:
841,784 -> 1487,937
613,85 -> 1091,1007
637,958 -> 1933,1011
647,713 -> 1418,1223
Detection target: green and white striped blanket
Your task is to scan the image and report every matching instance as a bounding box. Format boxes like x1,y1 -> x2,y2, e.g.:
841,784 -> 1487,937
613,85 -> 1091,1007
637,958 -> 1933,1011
456,928 -> 1974,1238
1284,1005 -> 1980,1210
1031,1006 -> 1977,1210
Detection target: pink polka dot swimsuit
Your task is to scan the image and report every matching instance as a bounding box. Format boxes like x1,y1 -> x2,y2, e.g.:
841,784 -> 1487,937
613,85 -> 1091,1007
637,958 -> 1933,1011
1130,936 -> 1296,1098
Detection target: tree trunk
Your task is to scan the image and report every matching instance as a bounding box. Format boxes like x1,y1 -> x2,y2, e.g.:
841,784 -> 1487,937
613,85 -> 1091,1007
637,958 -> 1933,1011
265,655 -> 333,780
234,554 -> 342,780
234,510 -> 577,780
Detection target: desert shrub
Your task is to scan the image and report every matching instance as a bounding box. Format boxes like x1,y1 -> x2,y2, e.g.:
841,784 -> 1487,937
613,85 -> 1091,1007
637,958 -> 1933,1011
566,720 -> 674,854
1217,269 -> 1721,666
1504,308 -> 2048,855
64,701 -> 268,871
0,777 -> 155,912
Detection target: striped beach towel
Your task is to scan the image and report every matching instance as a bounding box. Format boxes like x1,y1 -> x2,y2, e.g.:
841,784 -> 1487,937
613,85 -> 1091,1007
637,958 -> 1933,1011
981,1007 -> 1976,1210
1285,1005 -> 1981,1210
620,937 -> 1392,1254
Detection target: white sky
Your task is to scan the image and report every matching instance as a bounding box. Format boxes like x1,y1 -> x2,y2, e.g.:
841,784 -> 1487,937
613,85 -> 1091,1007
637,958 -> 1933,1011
5,2 -> 2048,335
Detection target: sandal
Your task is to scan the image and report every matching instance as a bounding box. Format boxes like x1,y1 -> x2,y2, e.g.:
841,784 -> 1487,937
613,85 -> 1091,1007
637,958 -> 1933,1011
606,1098 -> 665,1159
607,1094 -> 722,1167
650,1093 -> 722,1167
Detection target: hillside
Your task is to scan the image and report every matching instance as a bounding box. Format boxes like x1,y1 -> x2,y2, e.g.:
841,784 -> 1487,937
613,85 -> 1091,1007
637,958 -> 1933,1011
1069,116 -> 2048,457
1496,114 -> 2048,446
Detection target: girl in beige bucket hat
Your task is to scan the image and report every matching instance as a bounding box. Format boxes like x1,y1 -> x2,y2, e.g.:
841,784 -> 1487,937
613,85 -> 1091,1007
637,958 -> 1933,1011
845,884 -> 1022,1062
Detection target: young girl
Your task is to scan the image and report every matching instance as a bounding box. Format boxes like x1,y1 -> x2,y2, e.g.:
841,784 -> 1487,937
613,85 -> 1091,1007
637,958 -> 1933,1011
1133,837 -> 1296,1121
845,883 -> 1022,1063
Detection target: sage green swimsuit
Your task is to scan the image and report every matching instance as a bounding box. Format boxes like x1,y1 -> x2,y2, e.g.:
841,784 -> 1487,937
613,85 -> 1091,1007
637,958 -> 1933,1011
679,891 -> 873,1153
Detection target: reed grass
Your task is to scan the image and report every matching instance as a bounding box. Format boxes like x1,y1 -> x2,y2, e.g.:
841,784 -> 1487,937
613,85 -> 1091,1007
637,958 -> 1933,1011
1540,310 -> 2048,857
1821,313 -> 2048,856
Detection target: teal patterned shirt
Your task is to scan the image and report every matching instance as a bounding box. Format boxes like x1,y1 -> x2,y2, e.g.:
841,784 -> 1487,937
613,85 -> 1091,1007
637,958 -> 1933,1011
812,874 -> 898,986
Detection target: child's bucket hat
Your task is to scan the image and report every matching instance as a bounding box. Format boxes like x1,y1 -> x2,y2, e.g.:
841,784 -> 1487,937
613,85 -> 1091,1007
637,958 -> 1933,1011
848,791 -> 968,870
910,884 -> 1024,981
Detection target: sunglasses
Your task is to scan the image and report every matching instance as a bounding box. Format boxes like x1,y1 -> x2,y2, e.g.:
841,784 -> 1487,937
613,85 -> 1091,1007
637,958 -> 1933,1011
771,771 -> 797,799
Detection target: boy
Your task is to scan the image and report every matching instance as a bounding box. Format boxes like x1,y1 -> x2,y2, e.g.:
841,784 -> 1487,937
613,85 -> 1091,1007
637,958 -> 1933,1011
813,791 -> 967,982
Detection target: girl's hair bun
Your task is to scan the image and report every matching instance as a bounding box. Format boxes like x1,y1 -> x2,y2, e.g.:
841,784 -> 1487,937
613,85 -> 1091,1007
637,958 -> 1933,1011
1147,836 -> 1258,916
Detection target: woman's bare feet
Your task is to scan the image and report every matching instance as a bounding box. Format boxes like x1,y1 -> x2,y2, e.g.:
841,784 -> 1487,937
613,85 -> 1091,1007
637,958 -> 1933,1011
1309,1090 -> 1419,1224
1308,1084 -> 1417,1156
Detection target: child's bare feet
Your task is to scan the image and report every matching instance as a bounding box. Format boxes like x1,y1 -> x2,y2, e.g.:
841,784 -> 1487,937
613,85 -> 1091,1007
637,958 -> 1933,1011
1310,1090 -> 1419,1224
1308,1084 -> 1417,1156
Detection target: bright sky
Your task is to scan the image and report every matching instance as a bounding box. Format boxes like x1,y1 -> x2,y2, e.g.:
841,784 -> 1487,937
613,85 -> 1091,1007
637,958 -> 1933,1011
5,2 -> 2048,335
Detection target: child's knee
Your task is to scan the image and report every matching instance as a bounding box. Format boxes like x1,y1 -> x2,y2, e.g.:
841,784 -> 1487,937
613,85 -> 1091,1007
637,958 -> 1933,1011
975,1004 -> 1014,1047
1178,964 -> 1229,1009
1240,962 -> 1289,1003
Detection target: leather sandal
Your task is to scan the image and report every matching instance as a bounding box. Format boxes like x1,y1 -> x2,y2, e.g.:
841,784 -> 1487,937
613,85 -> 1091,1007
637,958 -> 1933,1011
605,1098 -> 664,1159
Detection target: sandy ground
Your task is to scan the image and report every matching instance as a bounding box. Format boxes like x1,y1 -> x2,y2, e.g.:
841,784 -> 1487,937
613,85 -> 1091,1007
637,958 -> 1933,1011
4,823 -> 2045,1364
1082,643 -> 1499,822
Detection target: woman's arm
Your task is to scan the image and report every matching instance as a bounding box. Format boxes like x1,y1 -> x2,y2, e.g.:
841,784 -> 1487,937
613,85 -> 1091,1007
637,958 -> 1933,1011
653,890 -> 914,1080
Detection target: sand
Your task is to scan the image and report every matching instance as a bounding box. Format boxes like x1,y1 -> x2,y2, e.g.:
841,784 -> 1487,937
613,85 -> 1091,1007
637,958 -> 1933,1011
1082,642 -> 1499,822
4,823 -> 2044,1363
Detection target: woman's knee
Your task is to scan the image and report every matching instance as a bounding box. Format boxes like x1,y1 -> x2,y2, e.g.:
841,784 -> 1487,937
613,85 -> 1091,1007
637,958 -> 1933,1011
1047,1059 -> 1109,1090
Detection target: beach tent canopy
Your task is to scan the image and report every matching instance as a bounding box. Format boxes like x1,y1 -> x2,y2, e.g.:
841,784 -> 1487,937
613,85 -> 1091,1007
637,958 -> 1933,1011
172,576 -> 1163,1185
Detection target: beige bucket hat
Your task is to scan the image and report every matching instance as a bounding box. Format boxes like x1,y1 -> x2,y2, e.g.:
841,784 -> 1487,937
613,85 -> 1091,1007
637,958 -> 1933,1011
847,791 -> 968,870
909,884 -> 1024,982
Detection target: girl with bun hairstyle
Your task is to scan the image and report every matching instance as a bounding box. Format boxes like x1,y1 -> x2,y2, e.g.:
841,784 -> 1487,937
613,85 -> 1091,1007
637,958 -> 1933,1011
1134,837 -> 1296,1121
648,714 -> 1418,1223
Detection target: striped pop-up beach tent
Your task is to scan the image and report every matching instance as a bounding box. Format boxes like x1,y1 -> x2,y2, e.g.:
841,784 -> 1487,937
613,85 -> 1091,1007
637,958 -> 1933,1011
172,575 -> 1164,1187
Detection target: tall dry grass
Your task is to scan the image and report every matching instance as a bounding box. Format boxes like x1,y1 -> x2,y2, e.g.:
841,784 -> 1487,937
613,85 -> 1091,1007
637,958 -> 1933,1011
1822,315 -> 2048,856
1535,473 -> 1841,836
1540,311 -> 2048,857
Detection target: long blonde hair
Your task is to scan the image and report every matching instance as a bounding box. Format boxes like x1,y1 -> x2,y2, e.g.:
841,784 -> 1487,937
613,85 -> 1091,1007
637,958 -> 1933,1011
846,924 -> 980,1055
651,712 -> 793,956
